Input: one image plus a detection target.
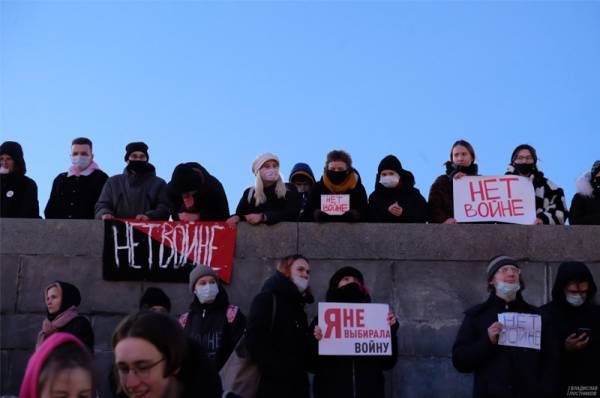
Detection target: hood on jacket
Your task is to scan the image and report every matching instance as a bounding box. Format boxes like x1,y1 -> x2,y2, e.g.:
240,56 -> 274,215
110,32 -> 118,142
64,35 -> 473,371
261,271 -> 313,304
289,163 -> 316,185
0,141 -> 26,174
575,171 -> 595,198
374,155 -> 416,190
551,261 -> 597,304
44,281 -> 82,319
326,266 -> 371,303
168,162 -> 210,195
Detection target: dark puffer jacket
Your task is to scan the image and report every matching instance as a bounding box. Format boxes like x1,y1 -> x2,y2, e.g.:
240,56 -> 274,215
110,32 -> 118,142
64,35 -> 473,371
570,171 -> 600,225
540,262 -> 600,395
246,271 -> 311,398
181,283 -> 246,371
452,294 -> 559,398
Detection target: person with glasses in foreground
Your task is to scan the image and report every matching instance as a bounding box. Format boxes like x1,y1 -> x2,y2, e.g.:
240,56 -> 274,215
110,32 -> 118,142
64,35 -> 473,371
112,311 -> 222,398
452,256 -> 559,398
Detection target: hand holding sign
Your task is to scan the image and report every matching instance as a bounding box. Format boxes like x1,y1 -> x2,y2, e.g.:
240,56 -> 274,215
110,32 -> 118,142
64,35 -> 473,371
487,321 -> 503,344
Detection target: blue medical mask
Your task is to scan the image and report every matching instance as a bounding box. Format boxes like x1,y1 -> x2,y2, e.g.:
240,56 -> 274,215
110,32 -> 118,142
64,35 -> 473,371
495,281 -> 520,301
195,282 -> 219,304
565,294 -> 586,307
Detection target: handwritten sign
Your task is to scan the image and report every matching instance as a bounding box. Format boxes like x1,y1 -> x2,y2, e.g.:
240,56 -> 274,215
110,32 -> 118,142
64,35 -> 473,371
321,194 -> 350,216
318,302 -> 391,356
497,312 -> 542,350
453,176 -> 536,224
103,219 -> 237,283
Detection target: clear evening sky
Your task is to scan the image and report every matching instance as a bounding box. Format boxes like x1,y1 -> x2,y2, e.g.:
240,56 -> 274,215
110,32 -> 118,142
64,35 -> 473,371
1,1 -> 599,219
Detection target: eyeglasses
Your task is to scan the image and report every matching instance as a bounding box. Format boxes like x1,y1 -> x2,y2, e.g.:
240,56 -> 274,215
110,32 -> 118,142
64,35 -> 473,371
497,266 -> 520,275
117,358 -> 164,379
515,156 -> 534,162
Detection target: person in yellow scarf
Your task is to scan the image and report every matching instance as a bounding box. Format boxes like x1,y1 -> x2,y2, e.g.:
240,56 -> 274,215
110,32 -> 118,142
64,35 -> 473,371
306,150 -> 368,222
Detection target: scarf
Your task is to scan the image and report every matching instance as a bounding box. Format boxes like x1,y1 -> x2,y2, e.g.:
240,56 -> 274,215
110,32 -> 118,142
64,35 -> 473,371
67,161 -> 101,177
36,306 -> 79,349
323,171 -> 359,193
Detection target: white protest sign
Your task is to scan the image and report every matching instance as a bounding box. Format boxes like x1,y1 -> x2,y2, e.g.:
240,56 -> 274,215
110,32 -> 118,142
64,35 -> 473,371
497,312 -> 542,350
453,175 -> 536,224
321,194 -> 350,216
318,302 -> 391,356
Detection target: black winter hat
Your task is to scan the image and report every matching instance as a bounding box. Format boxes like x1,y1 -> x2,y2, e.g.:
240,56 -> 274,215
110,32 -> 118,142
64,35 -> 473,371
169,163 -> 206,194
0,141 -> 26,174
124,142 -> 149,162
591,160 -> 600,177
486,256 -> 519,282
510,144 -> 538,164
139,287 -> 172,313
328,266 -> 365,292
378,155 -> 403,175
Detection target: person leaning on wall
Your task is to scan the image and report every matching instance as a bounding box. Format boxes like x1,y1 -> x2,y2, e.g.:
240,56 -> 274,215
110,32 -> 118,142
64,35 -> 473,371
95,141 -> 170,221
428,139 -> 478,224
226,152 -> 300,227
569,160 -> 600,225
0,141 -> 40,218
45,137 -> 108,219
289,162 -> 316,221
305,149 -> 368,222
505,144 -> 568,225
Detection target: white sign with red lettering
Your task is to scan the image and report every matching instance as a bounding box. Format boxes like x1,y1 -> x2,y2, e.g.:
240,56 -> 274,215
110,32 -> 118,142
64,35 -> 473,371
321,194 -> 350,216
318,302 -> 391,356
453,175 -> 536,224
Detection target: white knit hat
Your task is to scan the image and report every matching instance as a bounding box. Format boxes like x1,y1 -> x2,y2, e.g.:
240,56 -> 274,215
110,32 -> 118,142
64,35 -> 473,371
248,152 -> 287,206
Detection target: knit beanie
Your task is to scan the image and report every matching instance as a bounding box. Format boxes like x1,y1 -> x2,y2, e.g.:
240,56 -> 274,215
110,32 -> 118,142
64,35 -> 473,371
591,160 -> 600,177
249,152 -> 286,206
510,144 -> 537,164
0,141 -> 26,173
188,265 -> 218,293
377,155 -> 403,175
169,163 -> 205,194
139,287 -> 172,313
124,142 -> 149,162
486,256 -> 519,281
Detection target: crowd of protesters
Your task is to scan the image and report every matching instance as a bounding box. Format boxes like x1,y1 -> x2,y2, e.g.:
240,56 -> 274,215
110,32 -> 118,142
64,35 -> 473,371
2,138 -> 599,224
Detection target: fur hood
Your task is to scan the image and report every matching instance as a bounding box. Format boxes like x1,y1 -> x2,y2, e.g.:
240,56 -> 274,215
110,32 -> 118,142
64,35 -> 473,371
576,171 -> 594,198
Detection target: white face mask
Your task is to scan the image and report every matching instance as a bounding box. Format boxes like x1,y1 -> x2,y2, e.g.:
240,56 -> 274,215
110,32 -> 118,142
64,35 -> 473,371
565,293 -> 586,307
0,167 -> 9,175
71,155 -> 91,170
379,175 -> 400,188
292,275 -> 309,293
195,282 -> 219,304
260,167 -> 280,182
495,281 -> 520,301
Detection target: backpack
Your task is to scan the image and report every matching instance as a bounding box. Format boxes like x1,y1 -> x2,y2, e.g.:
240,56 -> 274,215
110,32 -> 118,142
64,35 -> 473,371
219,295 -> 276,398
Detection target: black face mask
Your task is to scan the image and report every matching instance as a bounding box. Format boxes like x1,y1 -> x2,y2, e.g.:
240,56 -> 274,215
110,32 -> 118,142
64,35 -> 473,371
127,161 -> 152,174
326,170 -> 349,185
513,163 -> 535,175
446,162 -> 478,177
328,283 -> 369,303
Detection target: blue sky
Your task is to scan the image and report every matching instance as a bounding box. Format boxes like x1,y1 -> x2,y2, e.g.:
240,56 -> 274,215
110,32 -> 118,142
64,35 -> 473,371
1,1 -> 599,217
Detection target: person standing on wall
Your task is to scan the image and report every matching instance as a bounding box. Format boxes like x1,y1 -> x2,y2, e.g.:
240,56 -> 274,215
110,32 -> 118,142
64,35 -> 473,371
0,141 -> 39,218
95,141 -> 170,221
452,256 -> 559,398
45,137 -> 108,219
570,160 -> 600,225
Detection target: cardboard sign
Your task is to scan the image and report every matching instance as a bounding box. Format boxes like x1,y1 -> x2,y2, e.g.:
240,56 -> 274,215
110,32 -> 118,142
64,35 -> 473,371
318,302 -> 392,356
453,175 -> 536,224
321,194 -> 350,215
497,312 -> 542,350
103,219 -> 237,283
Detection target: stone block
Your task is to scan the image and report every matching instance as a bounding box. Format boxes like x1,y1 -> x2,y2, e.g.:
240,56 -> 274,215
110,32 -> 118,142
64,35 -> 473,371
1,255 -> 20,314
0,349 -> 33,396
16,255 -> 141,314
0,219 -> 104,256
528,225 -> 600,262
91,315 -> 125,352
0,314 -> 45,350
392,356 -> 472,398
298,223 -> 531,261
234,222 -> 297,259
225,258 -> 279,315
397,319 -> 462,357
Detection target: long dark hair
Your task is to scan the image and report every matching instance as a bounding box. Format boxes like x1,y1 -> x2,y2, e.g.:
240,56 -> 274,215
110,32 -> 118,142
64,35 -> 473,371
448,139 -> 476,163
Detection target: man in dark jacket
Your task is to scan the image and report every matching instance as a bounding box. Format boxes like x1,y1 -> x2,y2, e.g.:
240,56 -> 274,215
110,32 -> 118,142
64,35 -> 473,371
0,141 -> 39,218
305,150 -> 368,222
570,160 -> 600,225
452,256 -> 559,398
541,262 -> 600,396
95,141 -> 170,220
168,162 -> 230,221
368,155 -> 428,223
45,137 -> 108,219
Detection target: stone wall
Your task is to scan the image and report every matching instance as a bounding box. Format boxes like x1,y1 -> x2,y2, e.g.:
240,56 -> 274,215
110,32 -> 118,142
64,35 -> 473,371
1,219 -> 599,397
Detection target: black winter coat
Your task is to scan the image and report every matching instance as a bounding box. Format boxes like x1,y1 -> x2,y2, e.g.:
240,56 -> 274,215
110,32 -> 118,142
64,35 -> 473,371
181,286 -> 246,371
0,173 -> 39,218
58,316 -> 95,353
452,294 -> 559,398
45,170 -> 108,219
235,183 -> 299,224
569,172 -> 600,225
540,262 -> 600,394
246,272 -> 311,398
305,171 -> 368,222
308,317 -> 398,398
368,172 -> 428,223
